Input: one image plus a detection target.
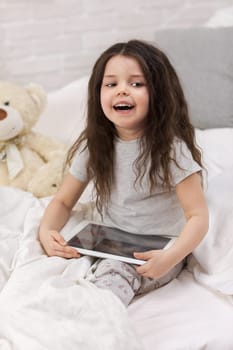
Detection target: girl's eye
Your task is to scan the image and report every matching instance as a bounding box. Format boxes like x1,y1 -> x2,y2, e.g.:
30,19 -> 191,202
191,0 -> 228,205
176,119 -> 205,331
105,83 -> 116,87
131,82 -> 144,87
4,101 -> 10,106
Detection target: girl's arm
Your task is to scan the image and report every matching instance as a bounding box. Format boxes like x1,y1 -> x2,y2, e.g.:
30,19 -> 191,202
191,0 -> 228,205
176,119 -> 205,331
39,173 -> 88,258
135,172 -> 209,279
167,172 -> 209,264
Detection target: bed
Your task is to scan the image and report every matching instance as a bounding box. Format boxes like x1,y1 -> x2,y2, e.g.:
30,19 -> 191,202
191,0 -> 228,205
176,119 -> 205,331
1,26 -> 233,349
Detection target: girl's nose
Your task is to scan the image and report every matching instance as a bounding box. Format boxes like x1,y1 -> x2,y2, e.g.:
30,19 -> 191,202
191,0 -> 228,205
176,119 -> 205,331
116,81 -> 129,96
117,88 -> 129,96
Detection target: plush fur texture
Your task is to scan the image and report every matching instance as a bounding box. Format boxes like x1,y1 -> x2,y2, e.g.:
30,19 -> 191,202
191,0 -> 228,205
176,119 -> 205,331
0,81 -> 67,197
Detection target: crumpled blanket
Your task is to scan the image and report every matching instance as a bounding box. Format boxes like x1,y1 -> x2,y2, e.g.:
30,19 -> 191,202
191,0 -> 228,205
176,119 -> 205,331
0,187 -> 142,350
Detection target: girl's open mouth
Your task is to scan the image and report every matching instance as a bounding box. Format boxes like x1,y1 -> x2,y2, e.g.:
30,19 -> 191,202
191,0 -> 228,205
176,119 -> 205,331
113,104 -> 134,111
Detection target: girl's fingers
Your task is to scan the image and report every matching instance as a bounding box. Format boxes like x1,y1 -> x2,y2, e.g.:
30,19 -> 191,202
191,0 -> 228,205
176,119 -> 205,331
49,248 -> 80,259
50,230 -> 67,246
54,247 -> 80,258
49,236 -> 80,258
134,251 -> 154,275
136,262 -> 150,275
53,249 -> 80,259
134,250 -> 154,260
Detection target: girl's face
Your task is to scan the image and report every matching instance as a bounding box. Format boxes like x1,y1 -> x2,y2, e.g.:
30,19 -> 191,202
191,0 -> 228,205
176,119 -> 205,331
100,55 -> 149,140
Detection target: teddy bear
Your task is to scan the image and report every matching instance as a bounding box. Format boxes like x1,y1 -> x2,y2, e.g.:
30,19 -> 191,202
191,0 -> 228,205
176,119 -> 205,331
0,80 -> 68,197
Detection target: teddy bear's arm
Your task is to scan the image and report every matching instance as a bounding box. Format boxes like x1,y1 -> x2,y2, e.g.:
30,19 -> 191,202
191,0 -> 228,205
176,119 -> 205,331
26,131 -> 67,162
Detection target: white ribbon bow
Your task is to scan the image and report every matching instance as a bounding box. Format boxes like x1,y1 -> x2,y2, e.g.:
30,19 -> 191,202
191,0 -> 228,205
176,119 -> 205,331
5,144 -> 24,180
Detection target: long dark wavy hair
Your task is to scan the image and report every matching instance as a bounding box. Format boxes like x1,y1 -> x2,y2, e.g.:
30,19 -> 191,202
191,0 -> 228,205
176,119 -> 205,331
67,39 -> 202,214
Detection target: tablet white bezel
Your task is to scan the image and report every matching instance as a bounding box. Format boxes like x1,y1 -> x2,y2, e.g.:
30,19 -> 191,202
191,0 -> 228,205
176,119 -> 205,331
66,220 -> 175,266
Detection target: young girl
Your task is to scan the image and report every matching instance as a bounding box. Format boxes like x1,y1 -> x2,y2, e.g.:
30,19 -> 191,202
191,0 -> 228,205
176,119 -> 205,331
39,40 -> 209,306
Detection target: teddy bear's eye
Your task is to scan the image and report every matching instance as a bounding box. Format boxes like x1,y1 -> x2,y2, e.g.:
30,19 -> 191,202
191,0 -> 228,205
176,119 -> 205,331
4,101 -> 10,106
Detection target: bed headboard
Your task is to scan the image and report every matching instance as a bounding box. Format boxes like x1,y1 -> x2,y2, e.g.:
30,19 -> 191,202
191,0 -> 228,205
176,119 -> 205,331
37,26 -> 233,145
154,27 -> 233,129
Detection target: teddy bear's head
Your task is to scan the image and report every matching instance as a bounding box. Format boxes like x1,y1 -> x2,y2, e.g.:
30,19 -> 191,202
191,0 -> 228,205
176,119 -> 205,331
0,81 -> 47,142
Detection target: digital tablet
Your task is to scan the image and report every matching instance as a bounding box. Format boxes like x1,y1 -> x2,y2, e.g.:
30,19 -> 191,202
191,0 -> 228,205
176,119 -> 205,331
67,221 -> 175,265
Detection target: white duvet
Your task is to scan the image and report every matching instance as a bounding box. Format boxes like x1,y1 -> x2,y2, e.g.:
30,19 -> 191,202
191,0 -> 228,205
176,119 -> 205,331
0,187 -> 141,350
1,166 -> 233,350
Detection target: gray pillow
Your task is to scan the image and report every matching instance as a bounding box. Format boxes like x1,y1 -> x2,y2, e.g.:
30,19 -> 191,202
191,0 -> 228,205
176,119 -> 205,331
154,27 -> 233,129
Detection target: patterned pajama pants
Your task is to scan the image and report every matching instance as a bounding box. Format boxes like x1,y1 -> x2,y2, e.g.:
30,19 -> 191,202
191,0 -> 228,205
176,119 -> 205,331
86,258 -> 184,306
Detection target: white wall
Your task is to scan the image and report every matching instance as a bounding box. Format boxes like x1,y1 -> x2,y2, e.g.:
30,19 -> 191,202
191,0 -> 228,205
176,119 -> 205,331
0,0 -> 233,91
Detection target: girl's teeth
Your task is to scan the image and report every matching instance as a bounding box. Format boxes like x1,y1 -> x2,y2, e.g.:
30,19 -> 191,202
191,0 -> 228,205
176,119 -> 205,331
114,104 -> 133,110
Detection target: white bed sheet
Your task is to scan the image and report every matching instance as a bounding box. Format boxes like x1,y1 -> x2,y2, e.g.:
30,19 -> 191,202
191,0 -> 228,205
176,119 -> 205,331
1,183 -> 233,350
129,271 -> 233,350
0,187 -> 141,350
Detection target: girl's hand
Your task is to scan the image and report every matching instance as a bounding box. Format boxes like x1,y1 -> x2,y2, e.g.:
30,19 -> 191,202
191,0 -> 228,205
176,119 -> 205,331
134,249 -> 175,279
39,230 -> 80,259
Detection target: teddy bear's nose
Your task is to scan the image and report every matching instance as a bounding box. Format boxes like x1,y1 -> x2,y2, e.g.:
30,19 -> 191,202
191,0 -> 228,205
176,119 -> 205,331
0,108 -> 7,121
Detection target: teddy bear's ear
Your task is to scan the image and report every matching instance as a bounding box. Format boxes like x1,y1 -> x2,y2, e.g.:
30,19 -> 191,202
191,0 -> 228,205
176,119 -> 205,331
25,83 -> 47,114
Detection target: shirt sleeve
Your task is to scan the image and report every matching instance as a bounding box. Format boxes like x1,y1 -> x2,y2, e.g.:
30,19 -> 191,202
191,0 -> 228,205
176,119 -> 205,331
170,139 -> 202,186
69,146 -> 89,182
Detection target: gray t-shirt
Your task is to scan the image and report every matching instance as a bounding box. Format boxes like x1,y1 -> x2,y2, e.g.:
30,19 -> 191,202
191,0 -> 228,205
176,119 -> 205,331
69,138 -> 201,237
